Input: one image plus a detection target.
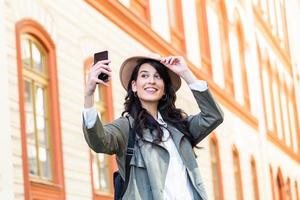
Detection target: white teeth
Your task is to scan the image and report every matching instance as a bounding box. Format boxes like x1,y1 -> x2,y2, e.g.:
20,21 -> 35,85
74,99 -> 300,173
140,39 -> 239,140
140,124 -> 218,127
145,88 -> 157,92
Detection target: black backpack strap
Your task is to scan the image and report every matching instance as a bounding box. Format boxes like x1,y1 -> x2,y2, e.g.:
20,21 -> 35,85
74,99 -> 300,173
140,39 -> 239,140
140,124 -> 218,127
124,115 -> 136,193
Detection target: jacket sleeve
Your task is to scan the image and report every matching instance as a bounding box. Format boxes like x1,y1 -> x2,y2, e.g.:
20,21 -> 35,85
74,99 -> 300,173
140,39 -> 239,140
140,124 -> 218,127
187,89 -> 224,144
82,115 -> 129,156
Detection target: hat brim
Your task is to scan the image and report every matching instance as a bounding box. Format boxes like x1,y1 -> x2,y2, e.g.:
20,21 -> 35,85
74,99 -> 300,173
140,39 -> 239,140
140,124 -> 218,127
119,56 -> 181,91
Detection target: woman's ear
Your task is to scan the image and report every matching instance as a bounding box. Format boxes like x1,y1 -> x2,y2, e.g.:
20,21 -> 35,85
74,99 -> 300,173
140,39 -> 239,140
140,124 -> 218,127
131,80 -> 137,92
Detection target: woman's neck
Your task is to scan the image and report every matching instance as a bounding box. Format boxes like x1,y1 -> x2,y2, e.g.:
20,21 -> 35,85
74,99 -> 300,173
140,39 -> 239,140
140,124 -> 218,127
141,102 -> 158,119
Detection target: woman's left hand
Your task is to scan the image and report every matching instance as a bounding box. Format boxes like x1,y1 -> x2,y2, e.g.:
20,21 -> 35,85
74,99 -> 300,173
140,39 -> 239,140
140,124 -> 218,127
160,56 -> 189,76
161,55 -> 198,84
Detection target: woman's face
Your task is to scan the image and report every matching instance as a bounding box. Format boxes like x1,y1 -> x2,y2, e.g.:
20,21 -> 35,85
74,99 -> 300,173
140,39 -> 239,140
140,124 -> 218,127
131,63 -> 165,107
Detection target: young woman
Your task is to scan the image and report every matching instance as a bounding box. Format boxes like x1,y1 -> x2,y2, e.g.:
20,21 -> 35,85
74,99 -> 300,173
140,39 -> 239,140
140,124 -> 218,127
83,54 -> 224,200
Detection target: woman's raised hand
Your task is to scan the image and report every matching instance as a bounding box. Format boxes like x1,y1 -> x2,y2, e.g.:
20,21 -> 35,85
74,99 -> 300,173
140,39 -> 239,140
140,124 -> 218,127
160,56 -> 188,76
85,59 -> 112,97
160,56 -> 197,85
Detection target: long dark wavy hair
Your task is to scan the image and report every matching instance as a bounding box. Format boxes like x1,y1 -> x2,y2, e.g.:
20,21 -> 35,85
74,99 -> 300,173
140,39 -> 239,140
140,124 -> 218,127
122,59 -> 196,146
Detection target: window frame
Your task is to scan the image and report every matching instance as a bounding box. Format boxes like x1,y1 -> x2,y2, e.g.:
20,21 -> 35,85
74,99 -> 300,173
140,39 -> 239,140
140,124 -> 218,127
276,168 -> 285,200
129,0 -> 151,24
259,49 -> 277,136
258,43 -> 300,161
209,134 -> 224,200
295,181 -> 300,200
24,77 -> 53,180
232,146 -> 244,200
233,17 -> 251,110
213,0 -> 234,95
250,157 -> 260,200
22,34 -> 53,181
269,165 -> 276,200
252,0 -> 290,56
16,19 -> 65,200
286,178 -> 292,200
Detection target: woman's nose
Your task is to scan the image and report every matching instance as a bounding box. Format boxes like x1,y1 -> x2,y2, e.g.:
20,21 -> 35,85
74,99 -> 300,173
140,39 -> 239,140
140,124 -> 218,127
148,76 -> 155,84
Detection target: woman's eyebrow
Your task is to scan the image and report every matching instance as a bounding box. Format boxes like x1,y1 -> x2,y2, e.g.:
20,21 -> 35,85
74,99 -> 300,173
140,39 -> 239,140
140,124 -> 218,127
139,70 -> 149,74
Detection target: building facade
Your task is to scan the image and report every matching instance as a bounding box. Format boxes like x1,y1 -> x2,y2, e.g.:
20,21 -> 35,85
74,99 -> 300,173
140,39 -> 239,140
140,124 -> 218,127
0,0 -> 299,199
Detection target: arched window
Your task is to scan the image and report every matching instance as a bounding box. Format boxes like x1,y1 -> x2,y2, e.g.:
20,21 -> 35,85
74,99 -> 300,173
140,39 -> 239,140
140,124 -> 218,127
232,146 -> 244,200
281,81 -> 292,147
83,58 -> 115,199
295,181 -> 300,200
259,49 -> 276,135
269,165 -> 275,200
272,70 -> 284,140
232,11 -> 250,110
209,135 -> 223,200
286,178 -> 292,200
276,169 -> 285,200
258,43 -> 299,157
16,19 -> 64,199
253,0 -> 289,52
206,0 -> 233,92
250,157 -> 260,200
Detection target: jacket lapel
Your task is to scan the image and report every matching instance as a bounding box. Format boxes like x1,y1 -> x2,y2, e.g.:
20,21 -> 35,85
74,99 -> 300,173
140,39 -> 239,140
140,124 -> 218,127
142,129 -> 167,150
128,115 -> 184,152
167,124 -> 184,153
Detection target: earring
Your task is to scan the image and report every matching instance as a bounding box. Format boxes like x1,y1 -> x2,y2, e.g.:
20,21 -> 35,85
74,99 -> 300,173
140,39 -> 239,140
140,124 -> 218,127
161,94 -> 167,101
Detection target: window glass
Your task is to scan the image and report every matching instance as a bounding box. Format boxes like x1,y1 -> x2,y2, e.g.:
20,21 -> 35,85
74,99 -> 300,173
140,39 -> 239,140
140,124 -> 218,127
21,39 -> 31,68
21,35 -> 52,180
31,42 -> 44,73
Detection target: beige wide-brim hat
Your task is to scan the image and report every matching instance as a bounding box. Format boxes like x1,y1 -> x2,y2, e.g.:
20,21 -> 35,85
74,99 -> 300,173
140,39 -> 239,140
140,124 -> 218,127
119,54 -> 181,91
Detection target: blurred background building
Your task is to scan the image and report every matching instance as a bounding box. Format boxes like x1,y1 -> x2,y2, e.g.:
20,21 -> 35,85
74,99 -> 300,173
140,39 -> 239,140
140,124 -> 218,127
0,0 -> 299,199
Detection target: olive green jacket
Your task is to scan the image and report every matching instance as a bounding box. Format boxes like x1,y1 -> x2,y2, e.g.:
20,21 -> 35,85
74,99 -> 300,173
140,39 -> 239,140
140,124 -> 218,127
83,89 -> 224,200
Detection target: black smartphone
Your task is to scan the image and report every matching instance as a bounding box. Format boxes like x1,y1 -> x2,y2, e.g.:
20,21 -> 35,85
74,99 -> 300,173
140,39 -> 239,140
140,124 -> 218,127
94,50 -> 109,82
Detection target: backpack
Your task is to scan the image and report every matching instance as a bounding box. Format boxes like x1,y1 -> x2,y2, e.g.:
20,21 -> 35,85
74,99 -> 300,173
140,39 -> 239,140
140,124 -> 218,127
113,116 -> 135,200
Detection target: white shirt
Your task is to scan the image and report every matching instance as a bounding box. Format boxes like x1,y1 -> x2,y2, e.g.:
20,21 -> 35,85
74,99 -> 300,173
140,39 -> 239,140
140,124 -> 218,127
157,112 -> 194,200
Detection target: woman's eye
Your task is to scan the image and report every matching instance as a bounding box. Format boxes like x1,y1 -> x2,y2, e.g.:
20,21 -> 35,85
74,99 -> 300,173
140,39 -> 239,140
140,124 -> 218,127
155,74 -> 161,79
141,74 -> 149,78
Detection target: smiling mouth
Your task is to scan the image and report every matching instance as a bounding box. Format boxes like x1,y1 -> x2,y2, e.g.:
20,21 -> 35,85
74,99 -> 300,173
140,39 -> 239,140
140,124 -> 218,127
144,87 -> 158,92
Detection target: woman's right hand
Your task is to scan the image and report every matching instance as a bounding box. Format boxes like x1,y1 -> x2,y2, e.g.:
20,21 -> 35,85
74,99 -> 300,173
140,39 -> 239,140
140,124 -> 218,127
84,60 -> 112,108
85,59 -> 112,97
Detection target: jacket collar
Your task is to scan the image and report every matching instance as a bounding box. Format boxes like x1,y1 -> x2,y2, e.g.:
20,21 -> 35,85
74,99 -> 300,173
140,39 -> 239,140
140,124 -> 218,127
130,112 -> 184,151
157,112 -> 185,149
